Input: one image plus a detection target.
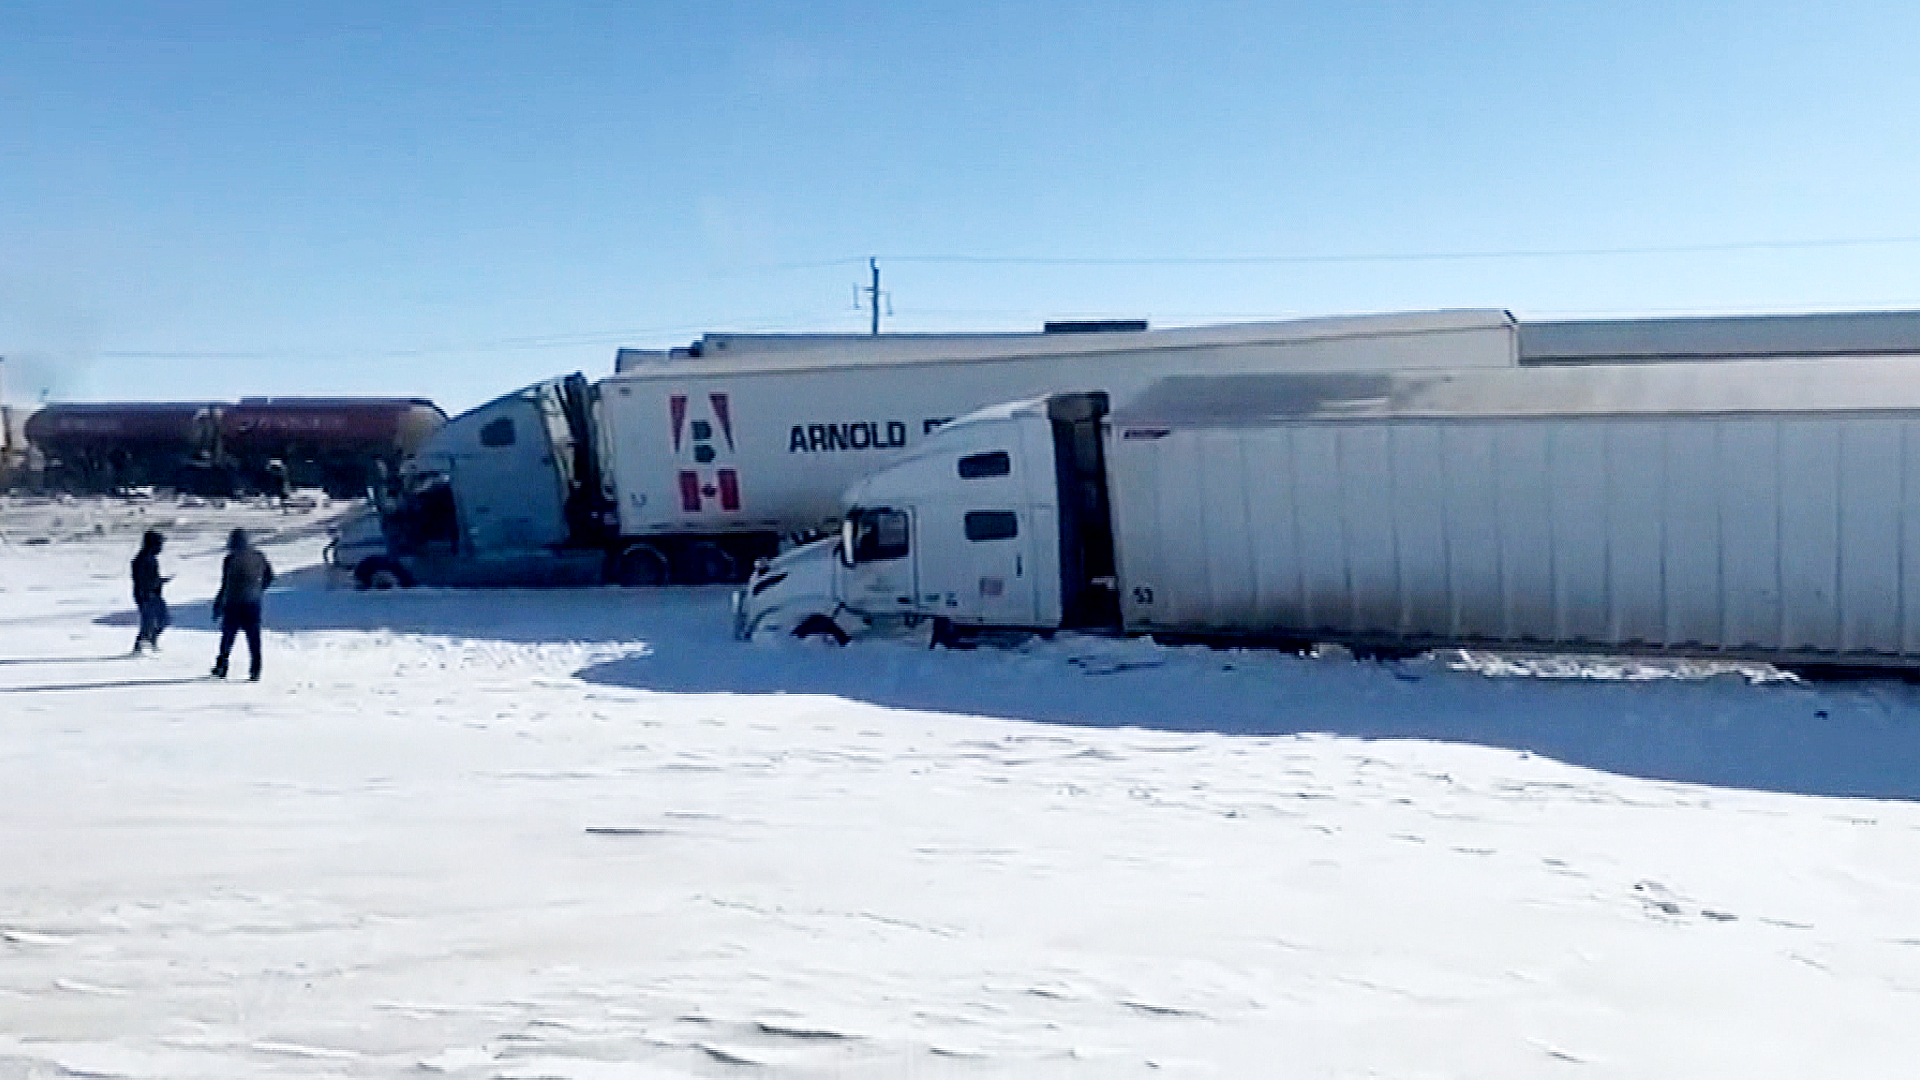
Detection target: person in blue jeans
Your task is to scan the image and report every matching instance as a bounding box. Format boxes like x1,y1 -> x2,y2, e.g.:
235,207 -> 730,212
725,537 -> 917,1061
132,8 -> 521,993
130,530 -> 170,653
211,528 -> 274,681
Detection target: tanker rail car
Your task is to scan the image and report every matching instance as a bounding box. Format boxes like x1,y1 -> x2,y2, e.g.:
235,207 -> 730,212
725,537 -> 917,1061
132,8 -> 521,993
24,397 -> 445,497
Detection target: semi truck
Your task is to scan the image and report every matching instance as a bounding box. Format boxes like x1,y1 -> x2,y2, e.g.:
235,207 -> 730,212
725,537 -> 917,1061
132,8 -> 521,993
344,310 -> 1525,588
737,355 -> 1920,673
348,306 -> 1920,591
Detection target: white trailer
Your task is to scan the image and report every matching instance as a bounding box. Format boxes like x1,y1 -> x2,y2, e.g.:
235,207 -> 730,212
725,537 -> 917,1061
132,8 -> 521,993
356,310 -> 1521,587
741,356 -> 1920,672
356,306 -> 1920,591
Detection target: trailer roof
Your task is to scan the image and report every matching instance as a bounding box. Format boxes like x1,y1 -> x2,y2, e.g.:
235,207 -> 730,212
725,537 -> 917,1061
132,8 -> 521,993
1518,309 -> 1920,364
611,309 -> 1515,375
1113,356 -> 1920,426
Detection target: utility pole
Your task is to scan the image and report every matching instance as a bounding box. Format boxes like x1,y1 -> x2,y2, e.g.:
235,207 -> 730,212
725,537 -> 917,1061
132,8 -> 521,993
867,258 -> 882,335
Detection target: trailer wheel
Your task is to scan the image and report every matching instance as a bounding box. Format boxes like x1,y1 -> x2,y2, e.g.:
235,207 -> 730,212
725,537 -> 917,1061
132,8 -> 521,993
794,615 -> 849,645
611,543 -> 670,587
354,556 -> 414,590
1351,643 -> 1422,663
678,541 -> 739,586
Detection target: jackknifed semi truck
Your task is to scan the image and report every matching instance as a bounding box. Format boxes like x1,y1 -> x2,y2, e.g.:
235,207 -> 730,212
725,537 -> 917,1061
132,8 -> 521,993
738,354 -> 1920,674
341,310 -> 1525,587
343,306 -> 1920,592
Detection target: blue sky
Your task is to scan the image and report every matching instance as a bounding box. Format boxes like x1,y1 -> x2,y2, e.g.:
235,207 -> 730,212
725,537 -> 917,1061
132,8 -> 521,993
5,1 -> 1920,412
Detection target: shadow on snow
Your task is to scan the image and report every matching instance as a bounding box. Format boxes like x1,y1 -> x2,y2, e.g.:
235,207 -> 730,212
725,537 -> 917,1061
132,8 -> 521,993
0,677 -> 216,692
83,582 -> 1920,803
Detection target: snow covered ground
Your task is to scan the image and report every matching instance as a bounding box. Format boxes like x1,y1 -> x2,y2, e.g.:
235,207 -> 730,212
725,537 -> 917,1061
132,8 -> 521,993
3,494 -> 1920,1078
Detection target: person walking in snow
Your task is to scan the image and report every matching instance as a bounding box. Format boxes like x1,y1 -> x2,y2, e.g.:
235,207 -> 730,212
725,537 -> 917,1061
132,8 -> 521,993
211,527 -> 274,681
130,529 -> 170,653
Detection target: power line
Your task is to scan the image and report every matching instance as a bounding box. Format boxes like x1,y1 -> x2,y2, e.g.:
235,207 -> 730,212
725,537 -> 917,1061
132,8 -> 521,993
95,316 -> 821,363
868,235 -> 1920,267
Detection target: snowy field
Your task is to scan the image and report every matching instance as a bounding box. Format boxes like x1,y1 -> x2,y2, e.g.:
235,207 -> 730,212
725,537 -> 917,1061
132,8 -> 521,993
4,494 -> 1920,1078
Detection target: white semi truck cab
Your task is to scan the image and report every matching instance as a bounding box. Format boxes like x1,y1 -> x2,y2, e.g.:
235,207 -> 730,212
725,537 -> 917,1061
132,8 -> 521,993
735,392 -> 1116,643
349,373 -> 621,587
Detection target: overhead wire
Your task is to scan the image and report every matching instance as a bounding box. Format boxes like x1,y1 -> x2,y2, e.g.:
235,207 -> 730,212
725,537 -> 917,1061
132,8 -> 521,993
86,235 -> 1920,363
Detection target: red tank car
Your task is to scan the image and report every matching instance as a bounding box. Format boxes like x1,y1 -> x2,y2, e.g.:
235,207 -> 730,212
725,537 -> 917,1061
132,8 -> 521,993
24,403 -> 223,491
23,398 -> 446,497
220,398 -> 447,496
24,402 -> 219,452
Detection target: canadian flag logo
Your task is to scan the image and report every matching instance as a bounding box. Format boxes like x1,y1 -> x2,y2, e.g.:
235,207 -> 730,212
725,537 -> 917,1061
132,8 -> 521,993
670,393 -> 740,513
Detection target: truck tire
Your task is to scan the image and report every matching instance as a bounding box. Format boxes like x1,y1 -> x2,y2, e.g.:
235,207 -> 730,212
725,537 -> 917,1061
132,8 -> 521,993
678,541 -> 738,586
610,543 -> 669,587
355,556 -> 414,590
1351,643 -> 1422,663
929,617 -> 973,650
794,614 -> 849,645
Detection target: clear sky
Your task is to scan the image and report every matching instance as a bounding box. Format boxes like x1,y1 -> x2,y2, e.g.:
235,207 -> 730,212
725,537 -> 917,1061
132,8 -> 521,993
6,1 -> 1920,413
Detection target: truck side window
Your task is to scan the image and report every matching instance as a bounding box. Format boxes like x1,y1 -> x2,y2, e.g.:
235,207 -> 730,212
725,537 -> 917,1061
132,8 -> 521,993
958,451 -> 1011,479
854,508 -> 910,562
964,511 -> 1018,542
480,416 -> 516,448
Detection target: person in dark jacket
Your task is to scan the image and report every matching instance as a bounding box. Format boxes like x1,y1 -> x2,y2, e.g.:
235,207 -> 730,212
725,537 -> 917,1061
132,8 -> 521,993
131,530 -> 170,653
212,527 -> 274,681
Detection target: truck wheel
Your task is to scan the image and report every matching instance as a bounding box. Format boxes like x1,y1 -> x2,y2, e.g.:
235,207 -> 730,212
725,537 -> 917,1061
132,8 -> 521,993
611,543 -> 669,587
355,556 -> 413,590
678,541 -> 739,586
794,615 -> 849,645
929,617 -> 972,650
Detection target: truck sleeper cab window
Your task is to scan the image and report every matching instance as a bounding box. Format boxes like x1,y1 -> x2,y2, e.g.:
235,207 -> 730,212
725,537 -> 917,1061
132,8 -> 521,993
964,511 -> 1018,542
849,507 -> 910,562
479,417 -> 515,447
958,451 -> 1011,478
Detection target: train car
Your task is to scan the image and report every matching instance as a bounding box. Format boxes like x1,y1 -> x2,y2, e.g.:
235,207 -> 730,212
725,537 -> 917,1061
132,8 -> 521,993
23,397 -> 446,497
221,397 -> 446,496
23,402 -> 223,493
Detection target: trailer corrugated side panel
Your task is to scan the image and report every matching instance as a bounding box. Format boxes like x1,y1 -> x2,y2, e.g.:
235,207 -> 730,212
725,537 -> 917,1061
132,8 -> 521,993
1110,413 -> 1920,665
